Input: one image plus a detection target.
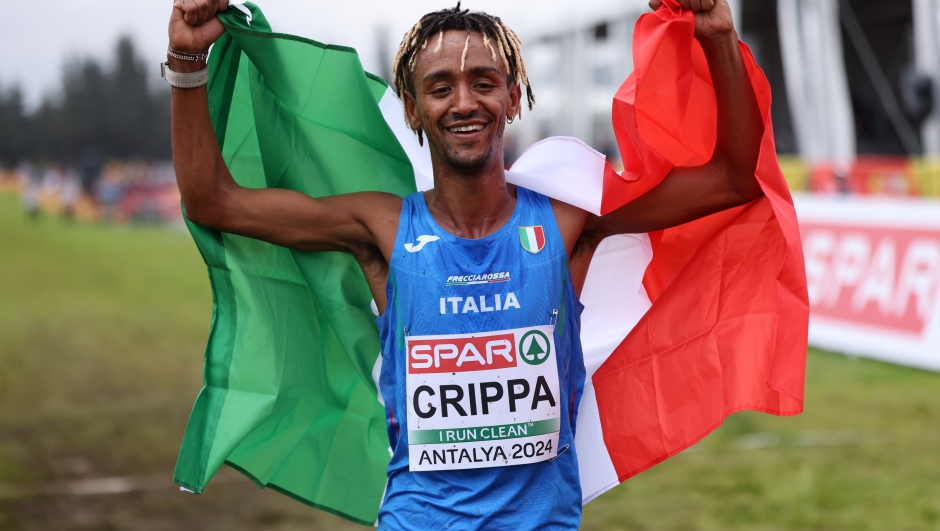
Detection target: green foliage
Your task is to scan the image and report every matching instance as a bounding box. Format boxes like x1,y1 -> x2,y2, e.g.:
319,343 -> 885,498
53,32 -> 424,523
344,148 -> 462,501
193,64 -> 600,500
0,194 -> 938,530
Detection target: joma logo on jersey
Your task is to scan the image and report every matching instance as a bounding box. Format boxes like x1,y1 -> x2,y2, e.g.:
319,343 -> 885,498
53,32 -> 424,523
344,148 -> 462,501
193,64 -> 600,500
404,235 -> 440,253
445,272 -> 511,287
408,333 -> 517,374
439,293 -> 521,315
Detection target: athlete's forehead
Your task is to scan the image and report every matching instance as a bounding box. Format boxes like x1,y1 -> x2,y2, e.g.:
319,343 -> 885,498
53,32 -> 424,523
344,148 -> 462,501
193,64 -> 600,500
411,30 -> 509,84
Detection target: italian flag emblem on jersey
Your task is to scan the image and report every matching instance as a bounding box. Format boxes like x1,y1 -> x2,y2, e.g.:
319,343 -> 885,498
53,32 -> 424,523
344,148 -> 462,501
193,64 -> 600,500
519,226 -> 546,254
174,2 -> 808,526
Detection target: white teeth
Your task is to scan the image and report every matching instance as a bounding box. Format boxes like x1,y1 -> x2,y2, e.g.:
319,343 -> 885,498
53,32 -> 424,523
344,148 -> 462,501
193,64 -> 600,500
449,125 -> 484,133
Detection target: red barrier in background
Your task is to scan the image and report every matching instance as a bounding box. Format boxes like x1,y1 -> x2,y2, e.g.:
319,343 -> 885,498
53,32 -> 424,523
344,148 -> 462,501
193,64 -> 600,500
807,157 -> 919,196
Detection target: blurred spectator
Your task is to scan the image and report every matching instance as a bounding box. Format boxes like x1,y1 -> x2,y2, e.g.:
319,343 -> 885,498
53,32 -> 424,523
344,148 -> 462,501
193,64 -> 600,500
96,171 -> 123,223
61,174 -> 81,222
21,175 -> 40,223
95,161 -> 180,224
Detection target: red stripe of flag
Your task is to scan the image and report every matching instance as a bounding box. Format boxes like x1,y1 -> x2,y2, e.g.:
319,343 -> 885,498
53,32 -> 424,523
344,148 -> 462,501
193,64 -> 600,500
593,0 -> 808,482
534,227 -> 546,252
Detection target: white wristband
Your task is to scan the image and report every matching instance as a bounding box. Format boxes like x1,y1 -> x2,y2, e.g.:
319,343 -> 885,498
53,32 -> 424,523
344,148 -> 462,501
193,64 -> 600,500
161,62 -> 209,89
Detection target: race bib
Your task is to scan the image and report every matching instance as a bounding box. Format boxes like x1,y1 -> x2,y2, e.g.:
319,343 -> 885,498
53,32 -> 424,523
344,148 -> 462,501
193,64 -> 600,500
406,326 -> 561,472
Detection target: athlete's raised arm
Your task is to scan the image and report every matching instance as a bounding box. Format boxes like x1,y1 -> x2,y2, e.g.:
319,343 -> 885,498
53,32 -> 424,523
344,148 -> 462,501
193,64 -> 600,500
167,0 -> 401,256
582,0 -> 764,238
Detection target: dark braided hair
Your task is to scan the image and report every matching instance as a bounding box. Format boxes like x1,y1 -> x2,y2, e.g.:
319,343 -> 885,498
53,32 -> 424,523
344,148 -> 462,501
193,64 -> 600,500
392,2 -> 535,145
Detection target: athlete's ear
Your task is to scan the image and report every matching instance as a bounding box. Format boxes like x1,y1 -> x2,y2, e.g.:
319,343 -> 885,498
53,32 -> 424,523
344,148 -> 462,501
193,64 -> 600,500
507,82 -> 522,122
403,90 -> 424,136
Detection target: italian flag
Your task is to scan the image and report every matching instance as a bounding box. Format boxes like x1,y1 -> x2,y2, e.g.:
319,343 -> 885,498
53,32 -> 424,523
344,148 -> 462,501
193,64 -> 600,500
175,1 -> 808,525
519,226 -> 546,254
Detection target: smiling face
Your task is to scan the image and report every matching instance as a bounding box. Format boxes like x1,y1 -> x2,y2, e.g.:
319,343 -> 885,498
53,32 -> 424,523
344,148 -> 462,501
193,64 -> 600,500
403,30 -> 522,176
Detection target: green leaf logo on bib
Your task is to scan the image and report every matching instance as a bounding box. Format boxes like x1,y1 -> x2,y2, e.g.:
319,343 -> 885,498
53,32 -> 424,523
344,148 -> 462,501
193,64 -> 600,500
519,330 -> 551,365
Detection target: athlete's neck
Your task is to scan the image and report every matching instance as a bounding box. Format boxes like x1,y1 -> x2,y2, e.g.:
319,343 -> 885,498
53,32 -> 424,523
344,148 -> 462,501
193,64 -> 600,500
425,156 -> 516,240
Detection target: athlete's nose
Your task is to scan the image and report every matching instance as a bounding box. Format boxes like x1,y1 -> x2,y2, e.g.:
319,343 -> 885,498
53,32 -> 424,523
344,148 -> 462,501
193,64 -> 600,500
452,81 -> 480,116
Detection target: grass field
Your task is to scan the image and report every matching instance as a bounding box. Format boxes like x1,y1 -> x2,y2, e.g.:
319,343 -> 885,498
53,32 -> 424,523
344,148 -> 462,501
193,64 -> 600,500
1,192 -> 939,530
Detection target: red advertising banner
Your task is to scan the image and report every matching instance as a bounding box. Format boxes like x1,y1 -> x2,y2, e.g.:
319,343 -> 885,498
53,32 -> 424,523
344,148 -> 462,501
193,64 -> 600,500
795,195 -> 940,372
802,224 -> 940,334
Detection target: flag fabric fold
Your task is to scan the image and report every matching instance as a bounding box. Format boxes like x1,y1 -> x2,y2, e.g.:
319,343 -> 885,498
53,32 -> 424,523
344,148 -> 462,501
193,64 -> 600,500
174,1 -> 808,524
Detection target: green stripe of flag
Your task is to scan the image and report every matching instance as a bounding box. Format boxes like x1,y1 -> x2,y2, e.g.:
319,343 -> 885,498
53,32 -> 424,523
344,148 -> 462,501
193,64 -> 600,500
174,3 -> 415,525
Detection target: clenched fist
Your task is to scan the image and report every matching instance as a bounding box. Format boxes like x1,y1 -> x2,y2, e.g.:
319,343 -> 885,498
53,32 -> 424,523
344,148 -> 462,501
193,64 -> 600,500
649,0 -> 736,41
168,0 -> 230,54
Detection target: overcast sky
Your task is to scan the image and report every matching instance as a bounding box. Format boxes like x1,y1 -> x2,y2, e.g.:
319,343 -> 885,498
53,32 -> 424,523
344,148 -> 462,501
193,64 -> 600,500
4,0 -> 649,109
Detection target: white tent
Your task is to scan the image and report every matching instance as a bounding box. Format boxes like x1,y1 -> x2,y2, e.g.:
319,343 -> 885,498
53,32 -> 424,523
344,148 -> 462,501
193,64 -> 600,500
913,0 -> 940,156
777,0 -> 856,167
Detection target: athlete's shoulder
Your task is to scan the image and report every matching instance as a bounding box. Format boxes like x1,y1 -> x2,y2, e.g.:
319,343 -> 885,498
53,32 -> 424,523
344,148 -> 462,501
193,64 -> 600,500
546,197 -> 591,257
509,185 -> 591,257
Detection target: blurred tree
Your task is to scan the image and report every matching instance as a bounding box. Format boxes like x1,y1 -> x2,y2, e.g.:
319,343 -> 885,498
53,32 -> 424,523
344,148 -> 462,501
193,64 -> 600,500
62,59 -> 110,163
0,84 -> 30,167
0,35 -> 171,172
110,37 -> 171,161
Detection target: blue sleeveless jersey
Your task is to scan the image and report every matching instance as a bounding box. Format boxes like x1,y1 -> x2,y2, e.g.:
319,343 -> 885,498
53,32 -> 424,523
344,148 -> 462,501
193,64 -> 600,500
376,187 -> 586,530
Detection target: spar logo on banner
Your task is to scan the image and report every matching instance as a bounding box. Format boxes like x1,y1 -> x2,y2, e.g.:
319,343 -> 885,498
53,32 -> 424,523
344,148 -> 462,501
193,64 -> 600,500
801,224 -> 940,334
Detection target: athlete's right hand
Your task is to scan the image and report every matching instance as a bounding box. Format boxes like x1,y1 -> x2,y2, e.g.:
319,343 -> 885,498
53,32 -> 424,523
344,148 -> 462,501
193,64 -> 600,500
648,0 -> 735,41
168,0 -> 229,54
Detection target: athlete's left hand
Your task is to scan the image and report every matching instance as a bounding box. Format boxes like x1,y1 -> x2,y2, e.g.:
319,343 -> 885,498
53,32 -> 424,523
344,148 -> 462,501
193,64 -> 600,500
648,0 -> 735,41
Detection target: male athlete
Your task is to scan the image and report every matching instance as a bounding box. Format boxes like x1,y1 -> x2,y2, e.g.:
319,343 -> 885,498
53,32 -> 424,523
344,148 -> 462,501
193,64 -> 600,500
167,0 -> 763,528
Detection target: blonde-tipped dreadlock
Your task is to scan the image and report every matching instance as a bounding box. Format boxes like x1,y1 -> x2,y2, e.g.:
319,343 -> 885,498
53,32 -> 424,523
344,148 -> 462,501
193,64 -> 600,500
391,2 -> 535,145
